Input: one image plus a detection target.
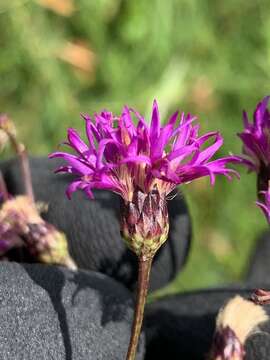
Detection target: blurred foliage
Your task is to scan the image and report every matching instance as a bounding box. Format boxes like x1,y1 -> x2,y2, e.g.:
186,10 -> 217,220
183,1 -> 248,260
0,0 -> 270,293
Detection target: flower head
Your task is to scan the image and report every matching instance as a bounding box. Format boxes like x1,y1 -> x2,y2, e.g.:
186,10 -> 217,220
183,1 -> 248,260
210,325 -> 244,360
50,100 -> 239,258
120,186 -> 169,258
50,100 -> 239,202
238,96 -> 270,192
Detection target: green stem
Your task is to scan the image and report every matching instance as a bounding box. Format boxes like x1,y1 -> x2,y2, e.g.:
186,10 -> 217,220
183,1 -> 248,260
126,256 -> 153,360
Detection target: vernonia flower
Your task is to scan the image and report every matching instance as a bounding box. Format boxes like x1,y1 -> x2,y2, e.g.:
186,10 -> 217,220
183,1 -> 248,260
50,100 -> 239,258
50,100 -> 240,360
238,96 -> 270,192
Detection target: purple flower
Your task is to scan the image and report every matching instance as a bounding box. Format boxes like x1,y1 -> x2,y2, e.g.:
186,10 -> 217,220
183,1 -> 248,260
238,96 -> 270,172
256,188 -> 270,224
49,100 -> 240,202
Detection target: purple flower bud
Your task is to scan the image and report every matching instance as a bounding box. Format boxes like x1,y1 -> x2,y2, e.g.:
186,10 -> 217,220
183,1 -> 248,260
209,296 -> 267,360
26,223 -> 77,269
0,196 -> 76,269
120,186 -> 169,259
210,326 -> 245,360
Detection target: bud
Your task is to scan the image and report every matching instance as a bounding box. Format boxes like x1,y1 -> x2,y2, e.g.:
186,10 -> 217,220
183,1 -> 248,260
0,196 -> 40,233
26,223 -> 77,270
210,326 -> 245,360
120,186 -> 169,260
209,296 -> 268,360
0,222 -> 24,256
0,195 -> 76,269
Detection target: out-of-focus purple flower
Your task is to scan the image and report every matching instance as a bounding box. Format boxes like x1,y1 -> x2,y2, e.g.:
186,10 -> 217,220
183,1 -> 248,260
50,100 -> 240,202
0,223 -> 23,256
0,195 -> 77,268
238,96 -> 270,192
256,188 -> 270,224
210,325 -> 244,360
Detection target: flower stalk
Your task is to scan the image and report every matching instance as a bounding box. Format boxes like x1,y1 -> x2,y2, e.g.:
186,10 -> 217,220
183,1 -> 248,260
13,141 -> 35,203
126,256 -> 152,360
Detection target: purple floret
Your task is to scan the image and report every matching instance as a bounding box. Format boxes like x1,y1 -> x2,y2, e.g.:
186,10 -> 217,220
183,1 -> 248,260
50,100 -> 240,201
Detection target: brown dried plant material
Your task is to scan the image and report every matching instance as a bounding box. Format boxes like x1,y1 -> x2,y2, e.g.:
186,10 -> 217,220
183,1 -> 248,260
36,0 -> 74,17
0,114 -> 16,151
0,196 -> 77,270
57,41 -> 96,74
0,130 -> 9,152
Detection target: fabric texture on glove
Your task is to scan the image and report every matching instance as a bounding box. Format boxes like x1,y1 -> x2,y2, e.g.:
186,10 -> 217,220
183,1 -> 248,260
0,261 -> 145,360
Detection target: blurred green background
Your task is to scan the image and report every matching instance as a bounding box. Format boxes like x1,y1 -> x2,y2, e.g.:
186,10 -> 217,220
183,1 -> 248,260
0,0 -> 269,294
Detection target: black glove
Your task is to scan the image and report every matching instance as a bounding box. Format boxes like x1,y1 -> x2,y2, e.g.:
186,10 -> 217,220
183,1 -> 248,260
247,230 -> 270,285
0,261 -> 145,360
2,157 -> 270,360
1,156 -> 191,292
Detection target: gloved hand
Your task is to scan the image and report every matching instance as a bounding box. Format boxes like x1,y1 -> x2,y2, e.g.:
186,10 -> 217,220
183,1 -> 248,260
0,155 -> 192,360
1,157 -> 270,360
1,156 -> 191,292
144,226 -> 270,360
0,261 -> 145,360
247,230 -> 270,286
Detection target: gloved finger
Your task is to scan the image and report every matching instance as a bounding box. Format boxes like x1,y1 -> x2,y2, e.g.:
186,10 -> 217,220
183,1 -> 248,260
0,261 -> 145,360
245,333 -> 270,360
1,156 -> 191,292
246,230 -> 270,285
